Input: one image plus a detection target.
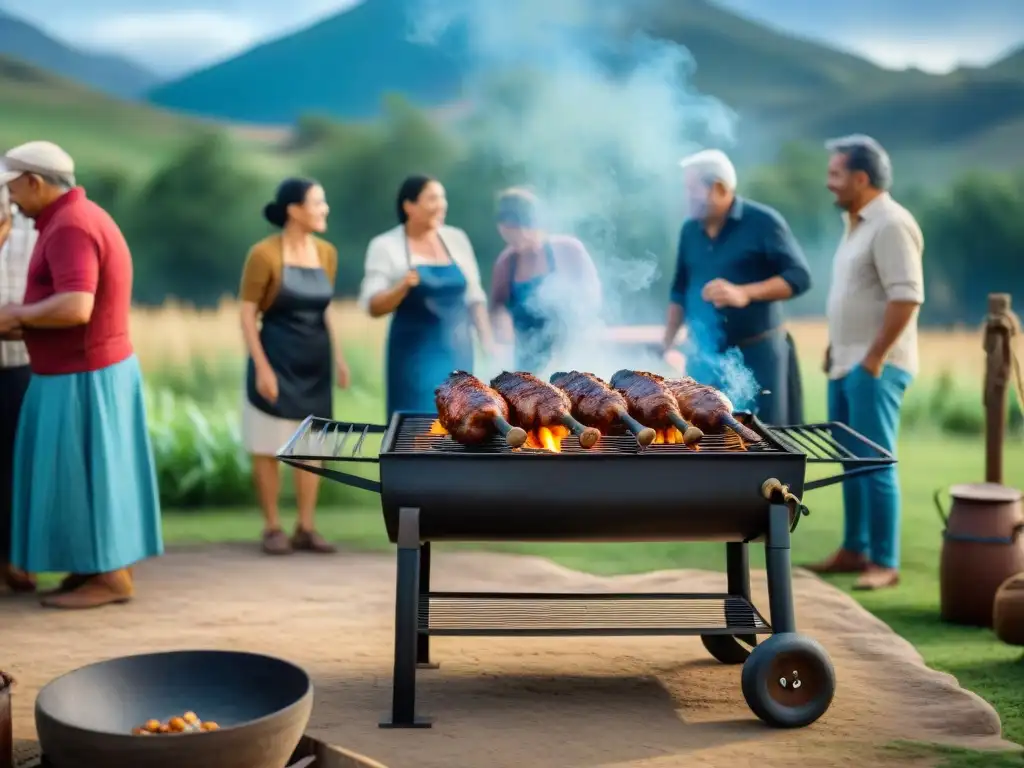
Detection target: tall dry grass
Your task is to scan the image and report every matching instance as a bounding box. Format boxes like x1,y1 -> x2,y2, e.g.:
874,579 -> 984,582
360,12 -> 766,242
130,300 -> 988,381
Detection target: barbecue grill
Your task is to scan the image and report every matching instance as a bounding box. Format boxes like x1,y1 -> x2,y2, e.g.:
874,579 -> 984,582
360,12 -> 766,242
278,410 -> 896,730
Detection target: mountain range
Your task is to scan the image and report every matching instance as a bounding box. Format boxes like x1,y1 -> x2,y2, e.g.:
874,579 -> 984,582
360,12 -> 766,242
144,0 -> 1024,162
0,8 -> 158,97
0,0 -> 1022,175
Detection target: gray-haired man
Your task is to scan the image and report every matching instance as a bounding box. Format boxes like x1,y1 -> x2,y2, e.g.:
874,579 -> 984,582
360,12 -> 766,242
806,135 -> 924,591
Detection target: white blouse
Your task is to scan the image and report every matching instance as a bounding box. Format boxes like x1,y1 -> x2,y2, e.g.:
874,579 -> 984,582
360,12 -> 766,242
357,224 -> 487,312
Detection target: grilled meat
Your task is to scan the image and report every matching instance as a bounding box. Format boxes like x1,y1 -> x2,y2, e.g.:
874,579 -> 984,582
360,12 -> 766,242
609,369 -> 703,444
435,371 -> 527,447
491,371 -> 601,448
662,376 -> 761,443
550,371 -> 656,446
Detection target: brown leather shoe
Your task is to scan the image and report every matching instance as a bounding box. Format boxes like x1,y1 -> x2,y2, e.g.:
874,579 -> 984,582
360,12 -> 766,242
40,573 -> 95,598
853,566 -> 900,591
262,528 -> 293,555
3,563 -> 37,593
804,548 -> 869,574
40,569 -> 133,610
291,527 -> 337,554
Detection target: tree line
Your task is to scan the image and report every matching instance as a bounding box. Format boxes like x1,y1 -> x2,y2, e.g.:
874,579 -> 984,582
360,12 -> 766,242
78,98 -> 1024,327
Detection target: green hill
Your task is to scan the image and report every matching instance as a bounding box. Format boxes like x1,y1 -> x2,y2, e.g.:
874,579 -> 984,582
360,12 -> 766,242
0,55 -> 292,178
0,8 -> 158,98
148,0 -> 465,124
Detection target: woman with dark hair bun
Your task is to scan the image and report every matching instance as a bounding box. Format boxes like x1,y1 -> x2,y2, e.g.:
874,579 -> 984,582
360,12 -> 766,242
358,174 -> 493,417
238,177 -> 350,556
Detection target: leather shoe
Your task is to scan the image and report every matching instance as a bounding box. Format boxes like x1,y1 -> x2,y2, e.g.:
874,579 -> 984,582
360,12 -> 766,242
40,569 -> 133,610
853,566 -> 900,591
2,563 -> 36,593
804,548 -> 868,574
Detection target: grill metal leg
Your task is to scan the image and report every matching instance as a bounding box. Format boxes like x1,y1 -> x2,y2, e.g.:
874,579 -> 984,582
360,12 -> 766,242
765,503 -> 796,634
726,542 -> 757,646
380,507 -> 431,728
417,542 -> 440,669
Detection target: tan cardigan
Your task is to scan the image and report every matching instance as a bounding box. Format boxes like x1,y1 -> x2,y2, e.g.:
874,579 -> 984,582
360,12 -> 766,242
238,234 -> 338,312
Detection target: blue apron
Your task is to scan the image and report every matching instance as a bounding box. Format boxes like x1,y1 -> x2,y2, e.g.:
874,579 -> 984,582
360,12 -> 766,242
508,242 -> 561,372
385,236 -> 474,418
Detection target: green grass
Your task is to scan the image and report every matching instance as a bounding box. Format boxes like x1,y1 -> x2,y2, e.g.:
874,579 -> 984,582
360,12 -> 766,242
161,434 -> 1024,765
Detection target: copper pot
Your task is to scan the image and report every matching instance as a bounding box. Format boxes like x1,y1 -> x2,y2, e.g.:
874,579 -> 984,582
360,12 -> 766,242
937,483 -> 1024,627
994,572 -> 1024,646
1,672 -> 12,768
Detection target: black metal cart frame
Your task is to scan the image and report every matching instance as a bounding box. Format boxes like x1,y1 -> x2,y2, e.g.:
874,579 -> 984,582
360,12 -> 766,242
278,413 -> 896,730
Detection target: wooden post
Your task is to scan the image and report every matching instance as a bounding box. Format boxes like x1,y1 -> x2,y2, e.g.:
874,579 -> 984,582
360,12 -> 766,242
983,294 -> 1015,484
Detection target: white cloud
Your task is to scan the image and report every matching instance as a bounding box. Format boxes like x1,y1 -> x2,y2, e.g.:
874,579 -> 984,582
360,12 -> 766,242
76,3 -> 362,75
82,11 -> 261,74
839,35 -> 1016,73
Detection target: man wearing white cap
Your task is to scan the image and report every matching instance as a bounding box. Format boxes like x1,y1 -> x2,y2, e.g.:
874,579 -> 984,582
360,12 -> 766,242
0,141 -> 163,610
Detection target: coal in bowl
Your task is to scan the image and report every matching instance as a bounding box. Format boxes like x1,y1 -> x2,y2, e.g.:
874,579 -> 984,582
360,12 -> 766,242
35,650 -> 313,768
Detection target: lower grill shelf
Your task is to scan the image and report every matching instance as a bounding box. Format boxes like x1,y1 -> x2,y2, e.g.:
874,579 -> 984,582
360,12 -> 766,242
417,592 -> 772,637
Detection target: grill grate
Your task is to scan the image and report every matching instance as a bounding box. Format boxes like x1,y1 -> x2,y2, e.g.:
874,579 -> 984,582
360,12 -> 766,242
277,413 -> 896,469
418,592 -> 772,636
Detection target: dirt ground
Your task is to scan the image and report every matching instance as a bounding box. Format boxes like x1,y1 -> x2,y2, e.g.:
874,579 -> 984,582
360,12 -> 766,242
2,545 -> 1018,768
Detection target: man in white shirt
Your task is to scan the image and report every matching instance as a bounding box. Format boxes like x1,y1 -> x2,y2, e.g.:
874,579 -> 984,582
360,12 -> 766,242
0,186 -> 37,591
806,134 -> 924,591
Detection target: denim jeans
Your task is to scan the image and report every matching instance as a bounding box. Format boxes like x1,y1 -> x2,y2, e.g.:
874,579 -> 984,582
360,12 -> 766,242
827,363 -> 912,569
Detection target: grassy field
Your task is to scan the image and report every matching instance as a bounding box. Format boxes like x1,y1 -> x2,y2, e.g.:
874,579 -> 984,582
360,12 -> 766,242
125,301 -> 1024,765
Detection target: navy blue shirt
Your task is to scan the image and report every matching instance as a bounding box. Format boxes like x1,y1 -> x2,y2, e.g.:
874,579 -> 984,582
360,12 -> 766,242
669,196 -> 811,351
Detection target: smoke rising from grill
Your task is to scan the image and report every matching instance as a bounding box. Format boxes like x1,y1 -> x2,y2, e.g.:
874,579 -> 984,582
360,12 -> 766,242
405,0 -> 763,412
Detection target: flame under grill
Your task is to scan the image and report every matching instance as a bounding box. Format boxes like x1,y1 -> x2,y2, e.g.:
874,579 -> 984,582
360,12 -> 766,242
409,417 -> 772,454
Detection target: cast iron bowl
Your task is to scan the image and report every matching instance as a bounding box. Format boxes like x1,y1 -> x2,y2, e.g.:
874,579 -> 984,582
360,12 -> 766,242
35,650 -> 313,768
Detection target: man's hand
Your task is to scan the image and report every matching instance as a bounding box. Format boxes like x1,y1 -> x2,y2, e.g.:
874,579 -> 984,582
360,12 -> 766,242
860,352 -> 885,378
663,348 -> 686,373
335,357 -> 351,389
701,279 -> 750,309
0,303 -> 21,334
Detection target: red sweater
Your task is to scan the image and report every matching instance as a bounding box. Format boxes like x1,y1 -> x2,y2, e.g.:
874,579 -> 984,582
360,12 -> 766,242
22,188 -> 134,375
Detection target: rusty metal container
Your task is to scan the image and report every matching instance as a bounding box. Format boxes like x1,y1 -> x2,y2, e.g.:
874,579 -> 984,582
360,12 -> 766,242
1,671 -> 12,768
937,483 -> 1024,627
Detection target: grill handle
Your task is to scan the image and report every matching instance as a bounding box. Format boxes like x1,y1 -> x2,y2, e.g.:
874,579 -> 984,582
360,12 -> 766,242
762,477 -> 811,533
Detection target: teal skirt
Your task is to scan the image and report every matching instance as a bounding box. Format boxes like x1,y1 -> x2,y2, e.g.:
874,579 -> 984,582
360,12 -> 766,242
10,354 -> 163,573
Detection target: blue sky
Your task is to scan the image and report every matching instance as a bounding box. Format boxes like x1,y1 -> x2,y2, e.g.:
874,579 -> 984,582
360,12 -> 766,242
1,0 -> 1021,77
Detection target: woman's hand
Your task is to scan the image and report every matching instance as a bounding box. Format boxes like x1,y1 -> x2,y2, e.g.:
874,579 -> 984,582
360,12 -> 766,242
255,365 -> 279,403
401,269 -> 420,290
335,357 -> 351,389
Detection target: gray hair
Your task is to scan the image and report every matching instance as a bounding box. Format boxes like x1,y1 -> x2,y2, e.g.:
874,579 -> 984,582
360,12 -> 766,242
679,148 -> 737,191
0,185 -> 9,222
37,172 -> 75,190
824,134 -> 892,191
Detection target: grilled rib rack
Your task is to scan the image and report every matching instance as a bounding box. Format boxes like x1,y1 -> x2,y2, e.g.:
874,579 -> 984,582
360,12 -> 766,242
278,411 -> 896,731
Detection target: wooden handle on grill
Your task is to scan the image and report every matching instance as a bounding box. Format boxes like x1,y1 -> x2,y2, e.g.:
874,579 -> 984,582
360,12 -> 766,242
668,413 -> 704,445
614,407 -> 656,446
560,413 -> 600,449
493,414 -> 528,448
723,415 -> 760,444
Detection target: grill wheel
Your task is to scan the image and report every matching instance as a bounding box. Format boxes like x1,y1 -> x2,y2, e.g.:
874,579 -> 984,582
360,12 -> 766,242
740,633 -> 836,728
700,634 -> 755,665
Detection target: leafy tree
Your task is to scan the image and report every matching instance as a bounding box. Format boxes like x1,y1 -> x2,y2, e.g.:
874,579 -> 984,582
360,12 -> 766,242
126,131 -> 266,306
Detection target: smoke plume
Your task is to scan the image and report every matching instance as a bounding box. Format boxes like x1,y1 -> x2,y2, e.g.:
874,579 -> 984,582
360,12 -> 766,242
405,0 -> 764,410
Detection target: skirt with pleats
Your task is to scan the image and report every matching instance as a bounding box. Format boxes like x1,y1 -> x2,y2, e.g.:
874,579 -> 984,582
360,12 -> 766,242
10,354 -> 163,573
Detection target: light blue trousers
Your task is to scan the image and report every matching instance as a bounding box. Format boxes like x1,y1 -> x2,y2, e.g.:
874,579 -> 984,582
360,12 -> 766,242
827,364 -> 912,569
